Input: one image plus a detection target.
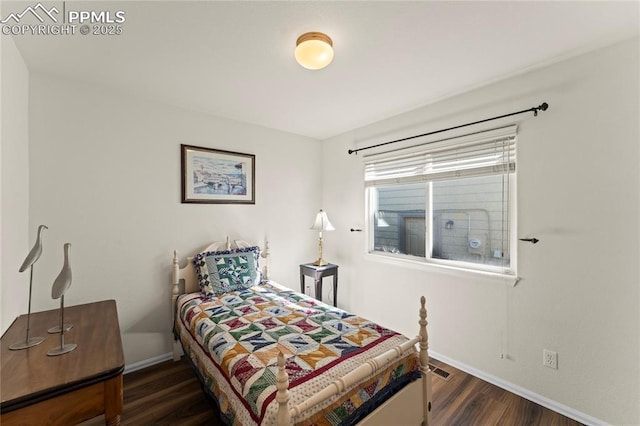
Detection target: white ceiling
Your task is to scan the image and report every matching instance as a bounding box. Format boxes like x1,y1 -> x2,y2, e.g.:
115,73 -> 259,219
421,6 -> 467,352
7,1 -> 640,140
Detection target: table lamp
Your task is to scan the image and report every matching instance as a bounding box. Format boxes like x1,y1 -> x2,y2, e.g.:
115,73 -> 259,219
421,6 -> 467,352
310,209 -> 334,266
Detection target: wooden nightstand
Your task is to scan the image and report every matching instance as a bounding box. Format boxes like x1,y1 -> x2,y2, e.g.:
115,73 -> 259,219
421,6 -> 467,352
299,263 -> 339,307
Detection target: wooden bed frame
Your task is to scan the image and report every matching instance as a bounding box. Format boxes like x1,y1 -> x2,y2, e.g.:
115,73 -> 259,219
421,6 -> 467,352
171,238 -> 432,425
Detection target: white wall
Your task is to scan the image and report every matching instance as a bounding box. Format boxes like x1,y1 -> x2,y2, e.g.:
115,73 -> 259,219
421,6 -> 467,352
26,72 -> 322,364
321,38 -> 639,425
1,35 -> 30,334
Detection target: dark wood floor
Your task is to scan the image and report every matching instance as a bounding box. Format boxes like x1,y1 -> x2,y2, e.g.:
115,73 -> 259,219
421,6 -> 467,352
81,357 -> 583,426
428,358 -> 582,426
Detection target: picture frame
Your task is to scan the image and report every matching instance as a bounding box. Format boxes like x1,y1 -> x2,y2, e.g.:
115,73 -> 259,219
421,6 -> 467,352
181,144 -> 255,204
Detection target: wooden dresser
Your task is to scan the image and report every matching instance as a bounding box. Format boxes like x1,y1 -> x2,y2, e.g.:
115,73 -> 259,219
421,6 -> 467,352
1,300 -> 124,425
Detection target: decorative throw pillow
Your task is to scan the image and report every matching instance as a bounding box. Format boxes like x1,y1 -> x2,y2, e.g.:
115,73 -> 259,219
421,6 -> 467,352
193,246 -> 262,296
206,251 -> 256,294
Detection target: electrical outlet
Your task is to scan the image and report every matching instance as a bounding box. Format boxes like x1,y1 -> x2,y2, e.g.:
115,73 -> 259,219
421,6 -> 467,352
543,349 -> 558,369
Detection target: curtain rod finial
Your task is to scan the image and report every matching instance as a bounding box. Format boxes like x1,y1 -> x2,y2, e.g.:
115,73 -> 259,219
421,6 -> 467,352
534,102 -> 549,116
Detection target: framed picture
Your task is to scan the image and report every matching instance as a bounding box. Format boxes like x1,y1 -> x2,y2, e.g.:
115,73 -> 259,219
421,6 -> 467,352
181,144 -> 255,204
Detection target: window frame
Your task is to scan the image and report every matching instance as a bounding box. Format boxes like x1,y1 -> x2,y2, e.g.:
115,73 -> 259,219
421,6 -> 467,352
363,126 -> 518,278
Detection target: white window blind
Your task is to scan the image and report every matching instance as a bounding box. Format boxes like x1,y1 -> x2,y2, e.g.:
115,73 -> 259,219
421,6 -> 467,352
364,125 -> 517,187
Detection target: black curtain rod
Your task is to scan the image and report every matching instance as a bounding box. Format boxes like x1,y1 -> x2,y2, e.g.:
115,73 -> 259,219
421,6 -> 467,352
348,102 -> 549,155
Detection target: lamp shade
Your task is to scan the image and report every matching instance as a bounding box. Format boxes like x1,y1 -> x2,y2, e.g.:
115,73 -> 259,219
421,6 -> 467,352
310,209 -> 335,231
295,32 -> 334,70
377,215 -> 390,228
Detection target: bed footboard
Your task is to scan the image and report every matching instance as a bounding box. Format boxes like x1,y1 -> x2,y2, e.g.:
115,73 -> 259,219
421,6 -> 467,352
276,296 -> 432,425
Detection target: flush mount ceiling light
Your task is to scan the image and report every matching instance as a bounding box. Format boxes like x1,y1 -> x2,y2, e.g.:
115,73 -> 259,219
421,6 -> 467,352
295,32 -> 334,70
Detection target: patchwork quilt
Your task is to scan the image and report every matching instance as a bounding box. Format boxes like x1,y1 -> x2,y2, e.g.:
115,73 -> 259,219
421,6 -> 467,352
175,281 -> 420,425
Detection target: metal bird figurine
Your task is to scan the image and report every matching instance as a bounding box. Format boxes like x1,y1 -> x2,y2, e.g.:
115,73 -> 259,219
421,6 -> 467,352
9,225 -> 48,350
51,243 -> 72,300
48,243 -> 77,356
48,241 -> 74,333
19,225 -> 48,272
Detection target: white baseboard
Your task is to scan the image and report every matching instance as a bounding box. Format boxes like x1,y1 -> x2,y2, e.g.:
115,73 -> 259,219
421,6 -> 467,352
124,352 -> 173,374
429,351 -> 608,426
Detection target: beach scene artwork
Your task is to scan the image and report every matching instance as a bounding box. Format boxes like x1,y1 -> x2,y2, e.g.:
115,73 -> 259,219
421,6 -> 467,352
182,145 -> 255,204
192,155 -> 247,196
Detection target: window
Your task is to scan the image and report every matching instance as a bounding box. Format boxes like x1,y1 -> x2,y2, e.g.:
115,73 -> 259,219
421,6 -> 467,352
365,126 -> 516,275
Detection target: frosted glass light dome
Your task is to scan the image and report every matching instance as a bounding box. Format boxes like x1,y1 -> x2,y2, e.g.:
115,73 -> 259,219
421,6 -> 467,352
295,32 -> 334,70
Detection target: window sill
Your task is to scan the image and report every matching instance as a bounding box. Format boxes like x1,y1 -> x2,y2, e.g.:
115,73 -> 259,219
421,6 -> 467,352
364,252 -> 520,286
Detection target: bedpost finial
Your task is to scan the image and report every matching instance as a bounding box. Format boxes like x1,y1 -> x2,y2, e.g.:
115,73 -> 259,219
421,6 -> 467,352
419,296 -> 427,325
261,240 -> 271,258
